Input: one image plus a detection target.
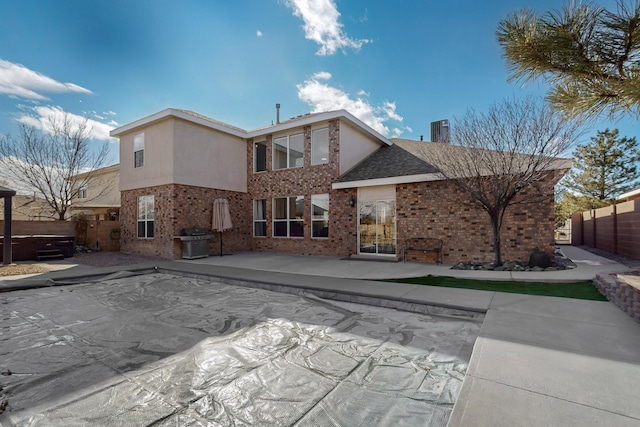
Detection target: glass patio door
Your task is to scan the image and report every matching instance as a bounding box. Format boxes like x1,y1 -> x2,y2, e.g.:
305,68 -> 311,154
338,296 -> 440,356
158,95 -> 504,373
359,200 -> 396,255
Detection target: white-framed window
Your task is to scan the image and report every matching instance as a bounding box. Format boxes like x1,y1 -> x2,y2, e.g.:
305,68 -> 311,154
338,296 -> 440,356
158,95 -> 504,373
273,133 -> 304,170
254,140 -> 267,172
273,196 -> 304,237
78,181 -> 88,199
311,194 -> 329,238
134,133 -> 145,168
254,199 -> 266,237
137,195 -> 154,238
311,127 -> 329,165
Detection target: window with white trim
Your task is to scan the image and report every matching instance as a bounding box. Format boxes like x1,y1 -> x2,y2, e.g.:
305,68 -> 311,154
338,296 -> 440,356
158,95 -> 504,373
254,140 -> 266,172
273,133 -> 304,170
311,194 -> 329,238
273,196 -> 304,237
254,199 -> 266,237
78,181 -> 88,199
134,133 -> 144,168
137,195 -> 154,238
311,128 -> 329,165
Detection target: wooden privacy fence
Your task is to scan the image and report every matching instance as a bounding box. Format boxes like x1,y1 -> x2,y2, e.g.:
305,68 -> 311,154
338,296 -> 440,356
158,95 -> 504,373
571,198 -> 640,260
0,219 -> 121,252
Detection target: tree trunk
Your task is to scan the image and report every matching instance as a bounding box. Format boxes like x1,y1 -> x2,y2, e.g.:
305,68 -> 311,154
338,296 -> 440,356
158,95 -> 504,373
490,214 -> 502,266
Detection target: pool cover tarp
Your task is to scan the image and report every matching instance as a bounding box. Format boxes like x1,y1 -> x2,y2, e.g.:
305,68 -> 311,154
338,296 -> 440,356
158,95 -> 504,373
0,272 -> 480,426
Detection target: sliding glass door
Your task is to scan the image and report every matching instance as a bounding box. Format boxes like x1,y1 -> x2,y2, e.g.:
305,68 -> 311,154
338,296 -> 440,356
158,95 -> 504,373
358,200 -> 396,255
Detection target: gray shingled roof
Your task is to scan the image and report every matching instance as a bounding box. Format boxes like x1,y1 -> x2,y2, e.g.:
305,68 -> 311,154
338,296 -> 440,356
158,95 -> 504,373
337,137 -> 571,184
336,139 -> 440,183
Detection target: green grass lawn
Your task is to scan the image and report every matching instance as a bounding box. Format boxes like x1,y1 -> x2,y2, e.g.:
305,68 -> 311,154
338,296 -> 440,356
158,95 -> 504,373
383,276 -> 607,301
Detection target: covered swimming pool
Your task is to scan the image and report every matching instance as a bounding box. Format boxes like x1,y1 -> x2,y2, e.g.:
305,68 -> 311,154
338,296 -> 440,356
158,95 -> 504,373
0,270 -> 482,426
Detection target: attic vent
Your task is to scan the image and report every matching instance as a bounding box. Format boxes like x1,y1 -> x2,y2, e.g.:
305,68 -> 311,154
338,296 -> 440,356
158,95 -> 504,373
430,120 -> 450,143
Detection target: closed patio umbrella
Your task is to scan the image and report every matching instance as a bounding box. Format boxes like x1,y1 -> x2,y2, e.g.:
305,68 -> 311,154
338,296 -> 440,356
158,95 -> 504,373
212,198 -> 233,256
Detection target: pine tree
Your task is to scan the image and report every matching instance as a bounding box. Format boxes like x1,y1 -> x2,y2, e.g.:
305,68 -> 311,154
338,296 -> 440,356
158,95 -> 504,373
497,1 -> 640,118
565,128 -> 640,201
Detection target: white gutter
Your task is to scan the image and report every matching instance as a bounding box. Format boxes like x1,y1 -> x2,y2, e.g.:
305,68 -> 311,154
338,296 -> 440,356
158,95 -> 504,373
110,108 -> 248,138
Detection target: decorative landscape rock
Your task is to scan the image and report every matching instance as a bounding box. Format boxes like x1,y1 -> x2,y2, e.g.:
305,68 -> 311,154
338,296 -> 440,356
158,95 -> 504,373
451,248 -> 577,272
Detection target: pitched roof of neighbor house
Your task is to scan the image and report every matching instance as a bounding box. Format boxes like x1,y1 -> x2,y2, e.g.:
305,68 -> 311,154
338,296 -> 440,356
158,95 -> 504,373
70,163 -> 119,180
110,108 -> 391,146
617,187 -> 640,200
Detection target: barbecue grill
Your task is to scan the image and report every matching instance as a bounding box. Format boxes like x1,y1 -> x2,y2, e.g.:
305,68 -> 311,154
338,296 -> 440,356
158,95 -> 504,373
175,227 -> 214,259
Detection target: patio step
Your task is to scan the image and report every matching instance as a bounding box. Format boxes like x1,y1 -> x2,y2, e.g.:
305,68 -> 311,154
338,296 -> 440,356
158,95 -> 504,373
36,249 -> 65,262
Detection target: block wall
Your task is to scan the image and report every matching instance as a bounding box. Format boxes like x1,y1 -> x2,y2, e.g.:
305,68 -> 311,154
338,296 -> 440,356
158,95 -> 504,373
573,199 -> 640,260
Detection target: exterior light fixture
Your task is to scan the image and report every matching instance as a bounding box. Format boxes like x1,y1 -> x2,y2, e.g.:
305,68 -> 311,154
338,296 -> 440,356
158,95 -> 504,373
349,195 -> 355,207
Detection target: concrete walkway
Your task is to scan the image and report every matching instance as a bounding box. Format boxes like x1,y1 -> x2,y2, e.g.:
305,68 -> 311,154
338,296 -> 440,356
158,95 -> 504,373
1,246 -> 639,426
182,245 -> 629,281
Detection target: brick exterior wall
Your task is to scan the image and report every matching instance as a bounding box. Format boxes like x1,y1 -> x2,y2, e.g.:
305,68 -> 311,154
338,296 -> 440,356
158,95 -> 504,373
121,185 -> 251,259
397,177 -> 556,263
119,118 -> 559,263
246,119 -> 358,257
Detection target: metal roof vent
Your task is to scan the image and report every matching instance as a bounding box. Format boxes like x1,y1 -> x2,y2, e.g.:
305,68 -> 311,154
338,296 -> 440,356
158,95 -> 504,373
430,119 -> 450,143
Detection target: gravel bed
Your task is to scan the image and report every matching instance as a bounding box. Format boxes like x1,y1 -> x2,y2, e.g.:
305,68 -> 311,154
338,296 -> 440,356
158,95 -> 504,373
0,252 -> 162,277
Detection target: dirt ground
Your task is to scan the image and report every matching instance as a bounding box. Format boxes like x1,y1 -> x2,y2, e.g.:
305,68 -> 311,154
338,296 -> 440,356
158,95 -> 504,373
0,252 -> 161,277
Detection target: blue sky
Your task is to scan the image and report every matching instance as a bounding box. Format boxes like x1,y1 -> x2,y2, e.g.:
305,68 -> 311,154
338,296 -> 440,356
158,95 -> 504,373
1,0 -> 638,167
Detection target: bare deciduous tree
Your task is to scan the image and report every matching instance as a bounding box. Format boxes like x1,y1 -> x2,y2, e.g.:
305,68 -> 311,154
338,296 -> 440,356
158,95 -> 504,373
0,114 -> 111,220
417,97 -> 582,265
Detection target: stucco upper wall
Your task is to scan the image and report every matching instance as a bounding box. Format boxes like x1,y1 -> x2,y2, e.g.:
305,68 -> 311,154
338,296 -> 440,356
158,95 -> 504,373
119,118 -> 176,191
118,118 -> 247,192
339,121 -> 385,174
172,119 -> 247,192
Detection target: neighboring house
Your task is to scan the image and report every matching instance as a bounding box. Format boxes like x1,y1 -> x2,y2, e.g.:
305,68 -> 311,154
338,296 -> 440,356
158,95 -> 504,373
0,194 -> 56,221
69,164 -> 121,221
617,187 -> 640,202
110,108 -> 567,262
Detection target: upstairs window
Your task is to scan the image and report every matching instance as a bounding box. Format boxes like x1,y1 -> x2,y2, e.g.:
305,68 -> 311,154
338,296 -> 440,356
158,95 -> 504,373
254,140 -> 267,172
273,196 -> 304,237
137,195 -> 154,238
78,181 -> 88,199
273,133 -> 304,170
134,133 -> 144,168
311,128 -> 329,165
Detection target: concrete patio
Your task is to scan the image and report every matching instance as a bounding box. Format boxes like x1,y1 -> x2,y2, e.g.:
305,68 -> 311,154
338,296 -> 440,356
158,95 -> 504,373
1,246 -> 638,426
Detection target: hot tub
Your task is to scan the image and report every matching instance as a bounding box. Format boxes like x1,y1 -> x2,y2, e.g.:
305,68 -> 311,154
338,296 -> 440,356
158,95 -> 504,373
0,235 -> 75,262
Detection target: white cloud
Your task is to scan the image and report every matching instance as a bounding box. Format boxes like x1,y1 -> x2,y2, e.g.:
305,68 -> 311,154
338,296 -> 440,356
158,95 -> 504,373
257,30 -> 263,37
312,71 -> 332,80
296,72 -> 407,137
17,106 -> 117,142
0,59 -> 93,100
285,0 -> 370,55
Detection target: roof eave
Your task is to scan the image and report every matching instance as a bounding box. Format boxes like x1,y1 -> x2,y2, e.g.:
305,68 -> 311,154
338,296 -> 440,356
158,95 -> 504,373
110,108 -> 248,138
333,173 -> 445,189
247,110 -> 392,146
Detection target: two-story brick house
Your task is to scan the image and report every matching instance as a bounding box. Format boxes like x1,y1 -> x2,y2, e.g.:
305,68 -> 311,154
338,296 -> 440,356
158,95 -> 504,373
110,108 -> 567,263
